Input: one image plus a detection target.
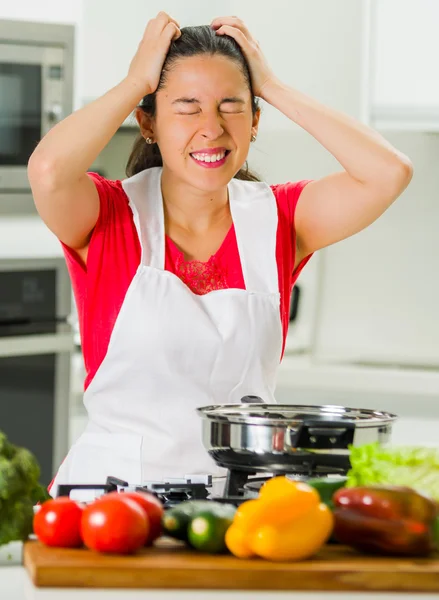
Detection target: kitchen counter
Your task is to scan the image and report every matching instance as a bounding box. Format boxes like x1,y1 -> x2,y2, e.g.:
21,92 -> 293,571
4,567 -> 439,600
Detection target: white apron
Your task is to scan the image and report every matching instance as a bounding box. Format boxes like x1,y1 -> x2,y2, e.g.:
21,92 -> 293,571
51,167 -> 283,494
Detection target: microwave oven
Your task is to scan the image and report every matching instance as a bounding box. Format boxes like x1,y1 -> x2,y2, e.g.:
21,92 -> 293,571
0,19 -> 74,194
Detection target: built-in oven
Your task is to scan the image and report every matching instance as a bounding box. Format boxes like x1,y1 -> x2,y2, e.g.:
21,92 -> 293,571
0,19 -> 74,197
0,257 -> 73,486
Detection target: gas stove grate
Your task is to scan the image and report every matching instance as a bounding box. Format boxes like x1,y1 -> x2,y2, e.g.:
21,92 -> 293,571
57,476 -> 212,508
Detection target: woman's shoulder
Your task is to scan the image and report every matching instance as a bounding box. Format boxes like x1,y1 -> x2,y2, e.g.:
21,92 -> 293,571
270,180 -> 312,223
87,171 -> 128,199
270,180 -> 312,200
87,171 -> 132,223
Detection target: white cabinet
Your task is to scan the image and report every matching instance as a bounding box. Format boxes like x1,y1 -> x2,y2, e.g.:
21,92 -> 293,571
229,0 -> 369,132
371,0 -> 439,130
79,0 -> 230,107
79,0 -> 369,122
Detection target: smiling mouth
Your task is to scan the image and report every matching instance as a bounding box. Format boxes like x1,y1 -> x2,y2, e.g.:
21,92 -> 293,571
190,150 -> 231,165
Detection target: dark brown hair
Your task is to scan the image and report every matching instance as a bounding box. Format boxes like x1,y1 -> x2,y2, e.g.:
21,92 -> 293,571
126,25 -> 260,182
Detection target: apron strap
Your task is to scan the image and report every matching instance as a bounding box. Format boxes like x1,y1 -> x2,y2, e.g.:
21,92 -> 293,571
229,178 -> 279,294
122,167 -> 165,269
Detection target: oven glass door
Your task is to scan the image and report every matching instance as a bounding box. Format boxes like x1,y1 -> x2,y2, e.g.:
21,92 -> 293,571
0,61 -> 41,167
0,353 -> 56,486
0,43 -> 64,189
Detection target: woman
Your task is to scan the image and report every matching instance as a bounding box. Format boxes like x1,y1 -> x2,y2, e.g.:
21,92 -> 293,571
28,13 -> 412,493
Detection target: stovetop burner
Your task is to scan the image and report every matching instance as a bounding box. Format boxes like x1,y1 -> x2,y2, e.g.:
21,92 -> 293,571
221,462 -> 348,497
57,476 -> 213,508
57,459 -> 348,507
241,472 -> 346,498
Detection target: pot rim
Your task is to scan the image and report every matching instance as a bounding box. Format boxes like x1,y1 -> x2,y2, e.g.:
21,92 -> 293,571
196,403 -> 398,427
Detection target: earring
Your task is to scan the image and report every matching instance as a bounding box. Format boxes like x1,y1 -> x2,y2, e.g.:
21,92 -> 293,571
145,137 -> 153,144
251,134 -> 257,143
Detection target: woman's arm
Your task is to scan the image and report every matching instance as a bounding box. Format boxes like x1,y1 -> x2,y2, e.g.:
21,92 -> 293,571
260,80 -> 413,255
28,11 -> 180,251
212,16 -> 413,256
28,79 -> 145,250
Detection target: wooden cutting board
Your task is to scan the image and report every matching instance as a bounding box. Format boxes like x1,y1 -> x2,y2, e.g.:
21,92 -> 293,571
24,538 -> 439,592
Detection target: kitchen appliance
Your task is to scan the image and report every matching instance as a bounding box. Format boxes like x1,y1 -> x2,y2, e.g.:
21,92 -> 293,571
56,468 -> 348,507
0,19 -> 74,211
197,401 -> 396,495
0,257 -> 73,485
56,401 -> 396,503
57,476 -> 214,508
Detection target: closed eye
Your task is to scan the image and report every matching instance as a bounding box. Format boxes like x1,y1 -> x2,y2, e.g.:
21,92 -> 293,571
176,109 -> 244,116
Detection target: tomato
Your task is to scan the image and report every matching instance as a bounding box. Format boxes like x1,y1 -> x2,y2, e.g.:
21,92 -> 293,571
119,491 -> 164,545
81,495 -> 148,554
33,497 -> 84,548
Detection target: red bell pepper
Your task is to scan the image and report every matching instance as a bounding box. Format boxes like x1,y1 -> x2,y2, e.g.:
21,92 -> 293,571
333,485 -> 438,556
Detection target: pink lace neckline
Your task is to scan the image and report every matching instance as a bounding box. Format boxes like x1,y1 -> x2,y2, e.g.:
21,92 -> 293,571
165,224 -> 234,295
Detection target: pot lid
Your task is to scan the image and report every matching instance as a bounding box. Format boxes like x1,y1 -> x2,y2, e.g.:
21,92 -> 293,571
196,404 -> 397,427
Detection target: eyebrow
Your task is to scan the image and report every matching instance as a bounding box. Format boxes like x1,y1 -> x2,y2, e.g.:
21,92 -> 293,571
171,96 -> 246,106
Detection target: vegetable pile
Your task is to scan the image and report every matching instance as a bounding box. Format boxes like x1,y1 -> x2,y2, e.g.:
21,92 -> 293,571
0,430 -> 49,546
4,434 -> 439,562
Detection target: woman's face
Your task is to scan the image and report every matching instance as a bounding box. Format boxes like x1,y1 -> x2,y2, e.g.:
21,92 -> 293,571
146,54 -> 259,193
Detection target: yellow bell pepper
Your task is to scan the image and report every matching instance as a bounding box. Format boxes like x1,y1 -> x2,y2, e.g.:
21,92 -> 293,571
225,476 -> 333,561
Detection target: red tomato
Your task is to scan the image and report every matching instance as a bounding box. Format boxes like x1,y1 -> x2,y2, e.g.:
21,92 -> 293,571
34,497 -> 84,548
81,495 -> 148,554
118,491 -> 164,545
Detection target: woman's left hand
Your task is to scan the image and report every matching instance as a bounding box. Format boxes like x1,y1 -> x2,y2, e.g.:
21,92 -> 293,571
210,16 -> 276,98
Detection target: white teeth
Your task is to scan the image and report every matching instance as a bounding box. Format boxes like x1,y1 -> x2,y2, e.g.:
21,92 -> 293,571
192,151 -> 227,163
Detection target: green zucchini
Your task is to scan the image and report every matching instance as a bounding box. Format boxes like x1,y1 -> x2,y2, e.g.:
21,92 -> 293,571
187,504 -> 236,554
162,500 -> 213,542
162,500 -> 236,553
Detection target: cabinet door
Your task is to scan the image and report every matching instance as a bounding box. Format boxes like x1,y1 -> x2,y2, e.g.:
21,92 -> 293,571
372,0 -> 439,127
80,0 -> 230,105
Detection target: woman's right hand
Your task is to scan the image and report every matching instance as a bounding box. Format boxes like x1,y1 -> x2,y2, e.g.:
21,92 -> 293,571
127,11 -> 181,96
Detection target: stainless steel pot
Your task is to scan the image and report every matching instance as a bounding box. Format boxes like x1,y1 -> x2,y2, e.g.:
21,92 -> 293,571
197,401 -> 397,473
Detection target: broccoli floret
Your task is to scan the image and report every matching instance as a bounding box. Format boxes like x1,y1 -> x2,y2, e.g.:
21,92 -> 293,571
30,483 -> 51,505
0,496 -> 34,546
12,447 -> 40,493
0,458 -> 18,500
0,432 -> 15,461
0,448 -> 40,500
0,430 -> 47,545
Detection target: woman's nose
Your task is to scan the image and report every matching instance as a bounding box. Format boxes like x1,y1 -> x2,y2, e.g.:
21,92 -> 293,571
199,114 -> 224,140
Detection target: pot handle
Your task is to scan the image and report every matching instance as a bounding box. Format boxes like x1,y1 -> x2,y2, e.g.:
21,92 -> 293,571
240,395 -> 264,404
290,419 -> 355,450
